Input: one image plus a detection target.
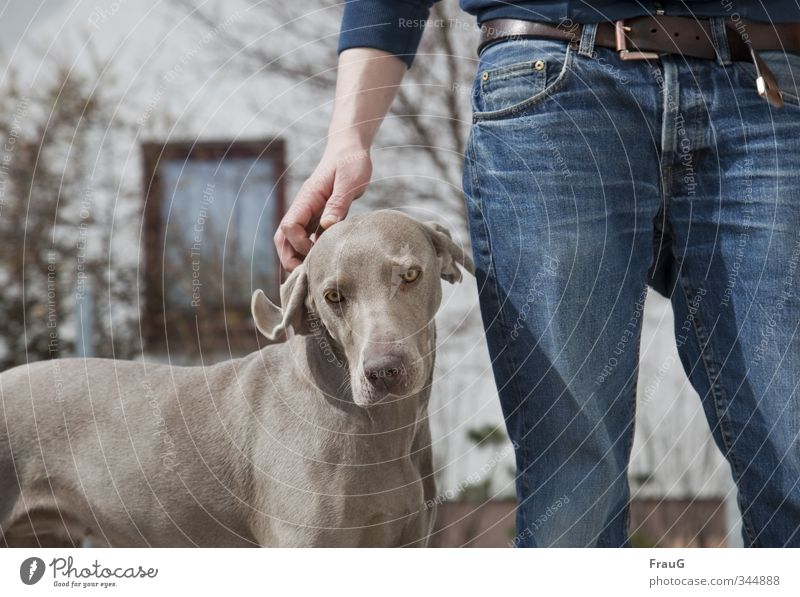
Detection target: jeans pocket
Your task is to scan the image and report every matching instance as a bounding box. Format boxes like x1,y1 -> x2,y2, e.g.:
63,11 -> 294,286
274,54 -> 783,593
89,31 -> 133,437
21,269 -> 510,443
471,39 -> 573,121
735,51 -> 800,108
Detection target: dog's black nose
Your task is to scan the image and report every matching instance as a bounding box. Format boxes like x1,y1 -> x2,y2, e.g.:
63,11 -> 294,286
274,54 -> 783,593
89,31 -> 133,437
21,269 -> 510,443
364,354 -> 406,392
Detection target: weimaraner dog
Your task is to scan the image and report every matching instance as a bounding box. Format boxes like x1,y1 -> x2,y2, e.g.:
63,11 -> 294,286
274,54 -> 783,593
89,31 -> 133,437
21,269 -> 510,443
0,210 -> 473,547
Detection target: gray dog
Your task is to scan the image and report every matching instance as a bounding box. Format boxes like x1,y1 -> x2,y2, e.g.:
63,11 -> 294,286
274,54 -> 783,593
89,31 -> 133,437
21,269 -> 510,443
0,210 -> 473,547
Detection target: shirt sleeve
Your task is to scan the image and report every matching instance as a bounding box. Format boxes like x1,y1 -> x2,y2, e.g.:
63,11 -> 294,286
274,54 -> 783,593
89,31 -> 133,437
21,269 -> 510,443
337,0 -> 440,68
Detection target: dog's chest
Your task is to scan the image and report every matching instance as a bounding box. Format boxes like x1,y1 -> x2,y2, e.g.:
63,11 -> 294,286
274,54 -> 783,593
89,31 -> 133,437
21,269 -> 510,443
351,460 -> 431,544
270,459 -> 429,547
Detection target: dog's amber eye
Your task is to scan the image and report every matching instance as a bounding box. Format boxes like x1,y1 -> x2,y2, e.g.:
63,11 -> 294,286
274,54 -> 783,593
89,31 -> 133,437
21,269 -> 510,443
324,289 -> 343,303
402,269 -> 421,284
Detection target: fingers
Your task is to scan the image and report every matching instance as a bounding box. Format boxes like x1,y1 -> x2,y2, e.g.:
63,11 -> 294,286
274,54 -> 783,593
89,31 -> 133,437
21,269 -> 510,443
274,150 -> 372,271
274,228 -> 302,272
275,182 -> 327,271
320,153 -> 371,229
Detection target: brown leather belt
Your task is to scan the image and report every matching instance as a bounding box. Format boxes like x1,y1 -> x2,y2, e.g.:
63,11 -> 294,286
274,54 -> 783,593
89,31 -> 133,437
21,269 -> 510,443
478,16 -> 800,59
478,16 -> 800,107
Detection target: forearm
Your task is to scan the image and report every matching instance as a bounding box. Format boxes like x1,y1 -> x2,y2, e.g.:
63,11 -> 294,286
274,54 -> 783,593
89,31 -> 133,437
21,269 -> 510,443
274,48 -> 408,270
327,48 -> 407,149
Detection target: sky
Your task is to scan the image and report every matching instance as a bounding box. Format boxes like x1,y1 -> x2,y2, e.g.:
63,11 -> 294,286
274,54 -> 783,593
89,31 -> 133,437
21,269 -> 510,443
0,0 -> 69,53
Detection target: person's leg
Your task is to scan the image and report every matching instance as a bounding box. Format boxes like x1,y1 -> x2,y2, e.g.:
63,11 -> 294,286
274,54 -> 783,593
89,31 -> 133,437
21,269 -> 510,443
664,39 -> 800,546
463,35 -> 662,546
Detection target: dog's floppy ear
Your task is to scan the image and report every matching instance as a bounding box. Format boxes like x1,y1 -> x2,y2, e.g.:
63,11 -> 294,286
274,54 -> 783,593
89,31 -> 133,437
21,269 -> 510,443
423,221 -> 475,284
251,265 -> 311,343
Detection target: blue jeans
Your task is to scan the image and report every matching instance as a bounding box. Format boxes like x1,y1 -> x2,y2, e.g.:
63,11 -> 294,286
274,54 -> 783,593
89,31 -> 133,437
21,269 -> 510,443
463,21 -> 800,547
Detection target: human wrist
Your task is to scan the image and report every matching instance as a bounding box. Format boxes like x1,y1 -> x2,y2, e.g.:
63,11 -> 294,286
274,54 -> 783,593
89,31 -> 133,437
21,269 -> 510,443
327,121 -> 374,147
324,132 -> 372,160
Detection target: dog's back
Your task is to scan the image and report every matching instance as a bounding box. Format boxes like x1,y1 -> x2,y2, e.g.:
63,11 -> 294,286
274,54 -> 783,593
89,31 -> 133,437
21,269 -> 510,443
0,357 -> 260,547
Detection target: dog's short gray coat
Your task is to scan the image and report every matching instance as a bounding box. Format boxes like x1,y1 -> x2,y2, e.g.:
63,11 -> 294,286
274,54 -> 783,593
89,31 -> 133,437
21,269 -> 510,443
0,210 -> 473,547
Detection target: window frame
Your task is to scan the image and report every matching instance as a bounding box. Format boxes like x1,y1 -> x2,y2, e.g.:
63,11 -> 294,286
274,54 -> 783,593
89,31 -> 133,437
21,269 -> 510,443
141,138 -> 286,356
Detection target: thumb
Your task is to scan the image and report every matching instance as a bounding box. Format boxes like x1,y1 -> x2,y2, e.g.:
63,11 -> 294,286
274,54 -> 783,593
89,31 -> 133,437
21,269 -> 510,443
320,160 -> 371,229
320,190 -> 354,229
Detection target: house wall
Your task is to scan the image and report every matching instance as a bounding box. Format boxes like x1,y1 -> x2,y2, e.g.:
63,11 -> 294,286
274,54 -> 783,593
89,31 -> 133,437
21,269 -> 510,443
430,498 -> 731,547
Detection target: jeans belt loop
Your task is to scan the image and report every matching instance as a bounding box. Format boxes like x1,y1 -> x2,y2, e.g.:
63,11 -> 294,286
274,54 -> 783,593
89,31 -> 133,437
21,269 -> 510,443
709,17 -> 732,66
578,23 -> 598,57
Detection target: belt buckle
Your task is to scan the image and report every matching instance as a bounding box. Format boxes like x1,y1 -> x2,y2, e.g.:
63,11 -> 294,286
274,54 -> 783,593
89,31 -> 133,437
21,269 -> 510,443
614,20 -> 660,60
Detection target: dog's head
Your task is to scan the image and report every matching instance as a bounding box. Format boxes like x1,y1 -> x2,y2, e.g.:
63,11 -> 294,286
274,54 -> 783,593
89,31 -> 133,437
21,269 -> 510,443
252,210 -> 474,407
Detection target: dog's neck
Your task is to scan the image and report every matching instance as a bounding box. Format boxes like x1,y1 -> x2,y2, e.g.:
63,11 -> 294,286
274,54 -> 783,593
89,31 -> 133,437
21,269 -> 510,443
285,327 -> 434,456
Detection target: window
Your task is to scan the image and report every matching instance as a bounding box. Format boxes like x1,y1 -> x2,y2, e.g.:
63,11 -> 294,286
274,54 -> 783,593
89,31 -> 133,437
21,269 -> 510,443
142,139 -> 285,359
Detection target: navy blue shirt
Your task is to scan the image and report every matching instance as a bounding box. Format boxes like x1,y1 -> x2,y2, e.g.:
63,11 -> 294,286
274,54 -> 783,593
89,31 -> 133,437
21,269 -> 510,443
338,1 -> 800,66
